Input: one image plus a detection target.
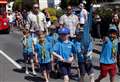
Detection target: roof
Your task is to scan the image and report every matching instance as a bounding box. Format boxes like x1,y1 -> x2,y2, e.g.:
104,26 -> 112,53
0,0 -> 7,4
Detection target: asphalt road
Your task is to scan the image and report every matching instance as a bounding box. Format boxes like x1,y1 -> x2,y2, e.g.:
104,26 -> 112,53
0,31 -> 120,82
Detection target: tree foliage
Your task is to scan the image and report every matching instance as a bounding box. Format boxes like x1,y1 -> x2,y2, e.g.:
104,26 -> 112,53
13,0 -> 37,11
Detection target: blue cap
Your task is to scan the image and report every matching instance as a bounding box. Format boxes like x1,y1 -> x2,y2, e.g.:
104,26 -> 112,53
109,24 -> 117,33
58,27 -> 70,34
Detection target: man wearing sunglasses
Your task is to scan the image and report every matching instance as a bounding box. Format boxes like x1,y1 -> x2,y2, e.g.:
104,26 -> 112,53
59,5 -> 79,40
26,4 -> 47,34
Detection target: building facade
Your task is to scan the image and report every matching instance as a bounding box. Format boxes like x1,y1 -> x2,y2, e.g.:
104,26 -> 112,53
38,0 -> 61,9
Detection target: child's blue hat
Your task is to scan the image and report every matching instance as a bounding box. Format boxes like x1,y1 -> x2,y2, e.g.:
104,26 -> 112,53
58,27 -> 70,34
109,24 -> 117,33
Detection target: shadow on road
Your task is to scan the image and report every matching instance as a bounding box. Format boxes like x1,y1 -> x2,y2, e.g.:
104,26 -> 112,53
16,59 -> 24,64
24,76 -> 45,82
13,67 -> 25,73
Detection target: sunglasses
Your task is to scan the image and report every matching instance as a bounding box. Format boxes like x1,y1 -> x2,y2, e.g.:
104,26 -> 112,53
67,8 -> 72,10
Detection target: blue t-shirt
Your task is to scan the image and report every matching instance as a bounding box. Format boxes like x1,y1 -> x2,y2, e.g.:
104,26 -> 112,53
46,33 -> 59,47
73,39 -> 93,62
22,35 -> 33,54
35,41 -> 52,64
100,37 -> 118,64
53,39 -> 74,62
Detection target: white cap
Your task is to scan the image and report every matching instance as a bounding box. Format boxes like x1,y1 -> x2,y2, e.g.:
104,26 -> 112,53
33,4 -> 39,8
83,0 -> 86,4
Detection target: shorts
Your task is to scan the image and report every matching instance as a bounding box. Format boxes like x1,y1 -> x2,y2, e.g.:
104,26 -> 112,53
78,62 -> 94,76
100,64 -> 116,77
40,63 -> 52,73
23,52 -> 34,63
59,62 -> 71,76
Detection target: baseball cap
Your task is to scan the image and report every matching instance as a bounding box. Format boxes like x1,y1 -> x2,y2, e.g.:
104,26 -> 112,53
58,27 -> 70,35
33,4 -> 39,8
109,24 -> 118,33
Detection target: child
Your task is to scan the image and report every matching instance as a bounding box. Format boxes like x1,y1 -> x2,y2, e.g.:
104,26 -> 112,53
22,28 -> 36,75
73,28 -> 94,82
46,25 -> 58,47
95,26 -> 118,82
34,31 -> 52,82
52,27 -> 74,82
46,25 -> 59,72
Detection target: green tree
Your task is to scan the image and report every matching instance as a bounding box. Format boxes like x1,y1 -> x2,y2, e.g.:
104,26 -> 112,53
13,0 -> 22,10
13,0 -> 36,11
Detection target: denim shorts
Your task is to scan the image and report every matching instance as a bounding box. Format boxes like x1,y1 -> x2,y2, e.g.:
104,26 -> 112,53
39,62 -> 52,73
59,62 -> 71,76
23,52 -> 33,62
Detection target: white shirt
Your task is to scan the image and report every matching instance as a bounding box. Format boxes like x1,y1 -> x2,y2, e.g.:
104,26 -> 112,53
79,8 -> 88,25
27,11 -> 46,32
59,14 -> 79,37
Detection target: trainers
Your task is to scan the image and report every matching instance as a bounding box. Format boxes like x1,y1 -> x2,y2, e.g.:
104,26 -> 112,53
32,71 -> 37,75
25,70 -> 29,74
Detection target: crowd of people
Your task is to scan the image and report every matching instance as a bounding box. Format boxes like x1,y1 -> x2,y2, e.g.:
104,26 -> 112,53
6,2 -> 120,82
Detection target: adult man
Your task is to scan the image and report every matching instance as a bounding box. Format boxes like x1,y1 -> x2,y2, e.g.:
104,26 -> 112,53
27,4 -> 47,33
59,5 -> 79,39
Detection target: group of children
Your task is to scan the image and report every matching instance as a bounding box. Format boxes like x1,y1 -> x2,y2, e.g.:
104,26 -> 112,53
21,23 -> 119,82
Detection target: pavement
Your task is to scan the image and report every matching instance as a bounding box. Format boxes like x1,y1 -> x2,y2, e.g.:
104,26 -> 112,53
0,30 -> 120,82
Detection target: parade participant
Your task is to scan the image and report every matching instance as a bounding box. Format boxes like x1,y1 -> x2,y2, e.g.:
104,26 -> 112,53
52,27 -> 74,82
46,25 -> 59,71
34,31 -> 52,82
27,4 -> 47,34
46,25 -> 58,47
21,28 -> 36,75
15,11 -> 23,30
95,26 -> 118,82
73,28 -> 94,82
59,5 -> 79,39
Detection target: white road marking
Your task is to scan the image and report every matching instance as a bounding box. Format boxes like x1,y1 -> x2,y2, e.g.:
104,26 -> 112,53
0,50 -> 22,69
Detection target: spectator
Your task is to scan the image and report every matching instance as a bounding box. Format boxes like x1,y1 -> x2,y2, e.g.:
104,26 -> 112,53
112,14 -> 120,37
7,10 -> 15,30
79,3 -> 88,28
27,4 -> 47,34
117,42 -> 120,75
43,8 -> 51,28
22,9 -> 28,24
59,5 -> 79,39
95,14 -> 102,39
